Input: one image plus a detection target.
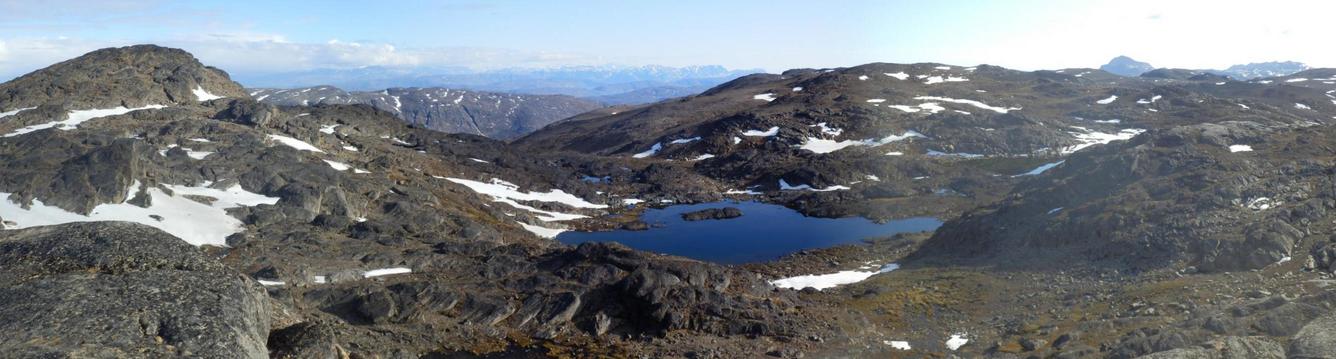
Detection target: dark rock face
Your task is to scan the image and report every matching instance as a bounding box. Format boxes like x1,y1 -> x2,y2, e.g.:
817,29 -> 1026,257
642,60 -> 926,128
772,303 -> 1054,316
681,207 -> 743,221
0,222 -> 270,358
1101,56 -> 1154,77
250,86 -> 604,139
1216,61 -> 1309,80
914,122 -> 1333,272
0,44 -> 246,111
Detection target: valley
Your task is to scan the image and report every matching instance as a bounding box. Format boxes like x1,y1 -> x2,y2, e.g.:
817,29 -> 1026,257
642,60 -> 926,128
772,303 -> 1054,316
2,44 -> 1336,358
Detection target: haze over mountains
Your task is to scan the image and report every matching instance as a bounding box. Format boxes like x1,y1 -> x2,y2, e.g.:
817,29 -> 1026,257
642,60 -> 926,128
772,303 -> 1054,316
234,64 -> 761,105
7,44 -> 1336,358
248,86 -> 603,140
1100,55 -> 1310,79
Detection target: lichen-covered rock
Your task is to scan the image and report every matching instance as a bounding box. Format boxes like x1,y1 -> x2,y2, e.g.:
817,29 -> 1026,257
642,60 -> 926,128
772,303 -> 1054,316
0,222 -> 270,358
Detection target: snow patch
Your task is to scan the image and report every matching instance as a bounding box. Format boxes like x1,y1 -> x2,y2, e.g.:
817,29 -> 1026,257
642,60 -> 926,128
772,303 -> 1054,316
912,96 -> 1021,113
193,86 -> 224,101
1014,160 -> 1065,177
4,105 -> 165,137
1228,144 -> 1253,153
267,134 -> 325,153
1062,127 -> 1145,154
753,93 -> 777,102
779,179 -> 850,192
884,72 -> 909,80
771,263 -> 898,290
946,334 -> 969,350
742,126 -> 780,137
632,142 -> 662,158
0,182 -> 278,247
363,267 -> 412,278
1096,95 -> 1118,104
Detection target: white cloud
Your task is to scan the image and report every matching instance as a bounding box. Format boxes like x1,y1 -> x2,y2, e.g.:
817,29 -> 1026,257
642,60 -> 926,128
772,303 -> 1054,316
0,33 -> 612,81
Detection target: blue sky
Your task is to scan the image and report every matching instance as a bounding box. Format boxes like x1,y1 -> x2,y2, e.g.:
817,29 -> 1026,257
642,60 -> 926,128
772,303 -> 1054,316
1,0 -> 1333,79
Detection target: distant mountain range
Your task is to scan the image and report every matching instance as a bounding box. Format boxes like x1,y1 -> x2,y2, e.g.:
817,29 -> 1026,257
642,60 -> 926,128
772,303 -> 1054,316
232,65 -> 762,105
248,86 -> 603,140
1099,56 -> 1309,79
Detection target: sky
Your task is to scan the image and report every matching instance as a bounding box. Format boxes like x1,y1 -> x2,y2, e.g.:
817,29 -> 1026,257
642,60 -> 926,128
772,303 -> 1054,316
1,0 -> 1334,80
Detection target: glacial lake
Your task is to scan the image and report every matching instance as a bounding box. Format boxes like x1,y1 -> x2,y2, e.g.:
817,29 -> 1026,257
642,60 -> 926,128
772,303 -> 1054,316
557,201 -> 942,264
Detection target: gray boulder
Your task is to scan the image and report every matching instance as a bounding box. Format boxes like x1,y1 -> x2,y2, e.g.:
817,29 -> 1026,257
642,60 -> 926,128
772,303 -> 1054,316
0,222 -> 271,358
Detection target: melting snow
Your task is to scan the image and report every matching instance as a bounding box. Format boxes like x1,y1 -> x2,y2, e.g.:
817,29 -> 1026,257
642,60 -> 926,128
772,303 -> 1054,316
885,341 -> 912,350
884,72 -> 910,80
753,93 -> 777,102
1296,103 -> 1312,110
670,137 -> 701,144
324,160 -> 351,171
267,134 -> 324,153
319,124 -> 339,134
923,76 -> 968,85
779,179 -> 850,192
445,177 -> 607,222
622,199 -> 645,205
1096,95 -> 1118,104
885,151 -> 904,156
866,99 -> 887,103
193,86 -> 224,101
742,126 -> 780,137
926,150 -> 984,159
771,263 -> 899,290
1062,127 -> 1146,154
4,105 -> 166,137
912,96 -> 1021,114
693,154 -> 716,161
724,188 -> 763,195
633,142 -> 662,158
517,222 -> 566,238
0,182 -> 278,247
799,131 -> 926,154
0,107 -> 35,119
946,334 -> 969,350
1014,160 -> 1065,177
1242,197 -> 1278,211
1229,144 -> 1253,153
469,158 -> 490,163
363,267 -> 412,278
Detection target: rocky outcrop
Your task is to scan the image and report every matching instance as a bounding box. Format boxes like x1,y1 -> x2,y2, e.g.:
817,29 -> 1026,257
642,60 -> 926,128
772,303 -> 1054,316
0,44 -> 246,111
913,122 -> 1334,272
681,206 -> 743,221
0,222 -> 270,358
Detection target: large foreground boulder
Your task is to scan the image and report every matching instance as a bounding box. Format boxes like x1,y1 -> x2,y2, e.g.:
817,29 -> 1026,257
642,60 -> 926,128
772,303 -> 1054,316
0,222 -> 270,358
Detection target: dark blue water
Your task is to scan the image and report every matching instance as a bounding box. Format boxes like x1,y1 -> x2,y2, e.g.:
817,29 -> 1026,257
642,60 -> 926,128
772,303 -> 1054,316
557,201 -> 942,264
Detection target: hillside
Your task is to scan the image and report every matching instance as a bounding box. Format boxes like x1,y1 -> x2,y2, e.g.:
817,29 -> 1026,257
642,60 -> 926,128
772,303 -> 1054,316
249,86 -> 603,140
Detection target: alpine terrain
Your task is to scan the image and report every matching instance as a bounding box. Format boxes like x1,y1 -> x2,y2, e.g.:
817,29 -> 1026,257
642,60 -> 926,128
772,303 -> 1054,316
248,86 -> 604,140
4,43 -> 1336,359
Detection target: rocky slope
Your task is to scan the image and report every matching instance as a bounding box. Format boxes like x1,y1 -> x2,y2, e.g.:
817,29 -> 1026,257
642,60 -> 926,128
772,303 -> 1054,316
516,61 -> 1332,222
0,45 -> 832,358
249,86 -> 603,140
7,44 -> 1336,358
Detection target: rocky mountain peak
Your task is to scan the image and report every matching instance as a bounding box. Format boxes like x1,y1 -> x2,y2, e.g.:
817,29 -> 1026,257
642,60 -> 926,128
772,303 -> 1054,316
1100,55 -> 1154,77
0,44 -> 247,111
